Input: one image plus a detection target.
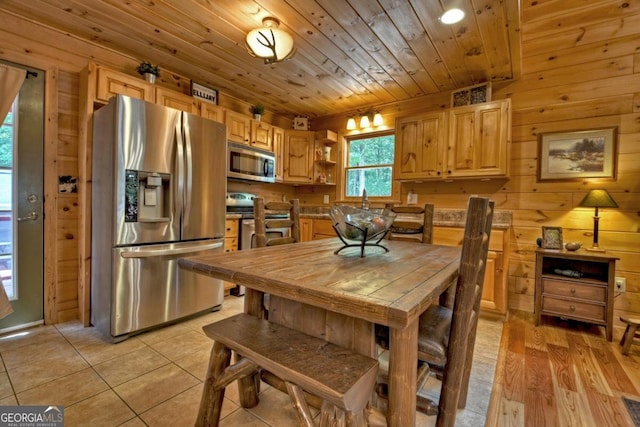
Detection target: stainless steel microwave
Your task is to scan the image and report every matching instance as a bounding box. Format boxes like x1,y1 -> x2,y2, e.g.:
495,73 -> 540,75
227,141 -> 276,183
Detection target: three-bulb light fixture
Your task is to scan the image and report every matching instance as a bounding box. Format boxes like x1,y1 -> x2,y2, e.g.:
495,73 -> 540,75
346,111 -> 384,130
246,17 -> 296,64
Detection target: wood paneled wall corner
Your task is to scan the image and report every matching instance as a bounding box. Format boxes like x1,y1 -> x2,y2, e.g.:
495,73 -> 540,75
43,66 -> 59,325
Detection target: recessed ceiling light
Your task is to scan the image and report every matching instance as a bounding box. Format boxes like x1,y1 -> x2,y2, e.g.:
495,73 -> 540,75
440,8 -> 465,25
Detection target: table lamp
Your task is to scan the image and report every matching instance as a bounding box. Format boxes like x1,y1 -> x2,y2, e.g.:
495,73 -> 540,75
578,189 -> 618,252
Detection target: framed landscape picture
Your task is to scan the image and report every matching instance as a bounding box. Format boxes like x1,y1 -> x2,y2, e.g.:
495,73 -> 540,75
537,127 -> 617,181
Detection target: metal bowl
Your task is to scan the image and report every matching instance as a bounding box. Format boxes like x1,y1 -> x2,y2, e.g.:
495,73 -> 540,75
329,205 -> 396,242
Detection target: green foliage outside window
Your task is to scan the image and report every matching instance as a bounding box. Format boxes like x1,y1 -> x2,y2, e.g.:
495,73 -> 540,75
0,110 -> 13,168
345,134 -> 394,197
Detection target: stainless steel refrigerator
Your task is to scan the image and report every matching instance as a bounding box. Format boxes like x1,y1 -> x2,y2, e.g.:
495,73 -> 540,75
91,94 -> 226,342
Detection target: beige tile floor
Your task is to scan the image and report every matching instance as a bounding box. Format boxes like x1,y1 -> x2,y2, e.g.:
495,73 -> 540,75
0,296 -> 503,426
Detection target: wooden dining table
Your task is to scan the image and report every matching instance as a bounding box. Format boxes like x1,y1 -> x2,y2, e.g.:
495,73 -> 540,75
178,237 -> 461,427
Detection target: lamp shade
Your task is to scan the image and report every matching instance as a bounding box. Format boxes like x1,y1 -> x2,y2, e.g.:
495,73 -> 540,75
360,114 -> 370,128
246,17 -> 295,64
346,117 -> 357,130
372,112 -> 383,126
578,189 -> 618,208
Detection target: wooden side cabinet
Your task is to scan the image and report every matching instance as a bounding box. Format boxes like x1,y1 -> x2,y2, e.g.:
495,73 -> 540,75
534,249 -> 618,341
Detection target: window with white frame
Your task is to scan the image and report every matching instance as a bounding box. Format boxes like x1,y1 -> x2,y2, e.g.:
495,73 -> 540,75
344,132 -> 394,198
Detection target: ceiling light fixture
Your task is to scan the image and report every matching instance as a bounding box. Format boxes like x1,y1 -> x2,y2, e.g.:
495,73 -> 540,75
439,8 -> 465,24
346,110 -> 384,130
246,17 -> 296,64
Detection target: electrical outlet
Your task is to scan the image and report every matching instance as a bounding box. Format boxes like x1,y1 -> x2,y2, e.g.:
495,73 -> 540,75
615,277 -> 626,293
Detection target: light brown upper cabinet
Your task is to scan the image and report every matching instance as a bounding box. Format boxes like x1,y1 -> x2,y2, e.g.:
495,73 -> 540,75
225,110 -> 251,145
95,67 -> 154,103
155,87 -> 199,114
250,120 -> 273,151
394,111 -> 446,181
446,99 -> 511,179
200,103 -> 225,123
394,99 -> 511,181
283,130 -> 314,184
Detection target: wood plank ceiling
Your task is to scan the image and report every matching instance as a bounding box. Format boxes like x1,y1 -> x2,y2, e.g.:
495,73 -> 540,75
0,0 -> 521,117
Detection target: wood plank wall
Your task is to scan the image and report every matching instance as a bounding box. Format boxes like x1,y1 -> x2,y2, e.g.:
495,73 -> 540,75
314,1 -> 640,325
0,0 -> 638,326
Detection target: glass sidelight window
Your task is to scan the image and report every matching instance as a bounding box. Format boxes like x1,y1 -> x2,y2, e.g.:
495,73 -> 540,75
0,99 -> 14,299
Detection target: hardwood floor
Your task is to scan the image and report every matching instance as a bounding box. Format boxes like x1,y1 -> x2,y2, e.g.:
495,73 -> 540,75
486,310 -> 640,427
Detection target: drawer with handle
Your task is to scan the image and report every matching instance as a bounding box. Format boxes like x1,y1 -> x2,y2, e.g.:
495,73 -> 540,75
541,279 -> 606,302
541,296 -> 606,323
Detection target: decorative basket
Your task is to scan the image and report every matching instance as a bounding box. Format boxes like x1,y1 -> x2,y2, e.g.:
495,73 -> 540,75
329,205 -> 396,257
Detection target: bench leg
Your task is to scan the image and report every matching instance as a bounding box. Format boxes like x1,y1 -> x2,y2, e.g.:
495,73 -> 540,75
319,401 -> 345,427
233,353 -> 260,408
285,382 -> 315,427
197,342 -> 231,427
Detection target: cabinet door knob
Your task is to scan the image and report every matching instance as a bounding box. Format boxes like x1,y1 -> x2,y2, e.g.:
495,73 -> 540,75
569,305 -> 576,311
570,288 -> 576,294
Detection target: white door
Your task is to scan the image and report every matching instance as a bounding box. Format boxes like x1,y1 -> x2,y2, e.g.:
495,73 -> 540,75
0,61 -> 44,331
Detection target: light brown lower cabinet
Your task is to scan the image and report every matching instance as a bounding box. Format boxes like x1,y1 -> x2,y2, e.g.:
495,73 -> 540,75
300,218 -> 335,242
223,219 -> 239,293
433,226 -> 509,315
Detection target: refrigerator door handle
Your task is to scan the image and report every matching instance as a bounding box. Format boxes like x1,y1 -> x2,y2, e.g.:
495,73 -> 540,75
120,241 -> 223,258
183,114 -> 193,222
175,115 -> 185,222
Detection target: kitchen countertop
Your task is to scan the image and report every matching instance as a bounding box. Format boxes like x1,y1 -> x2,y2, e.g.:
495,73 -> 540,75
226,205 -> 512,229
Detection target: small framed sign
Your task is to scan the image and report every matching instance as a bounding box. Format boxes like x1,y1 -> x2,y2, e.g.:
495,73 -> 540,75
542,226 -> 563,250
293,115 -> 310,130
191,81 -> 218,105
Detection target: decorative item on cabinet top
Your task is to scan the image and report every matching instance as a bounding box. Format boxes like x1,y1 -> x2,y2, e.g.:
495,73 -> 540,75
293,115 -> 310,130
249,103 -> 265,121
191,81 -> 218,105
136,61 -> 160,84
451,82 -> 491,107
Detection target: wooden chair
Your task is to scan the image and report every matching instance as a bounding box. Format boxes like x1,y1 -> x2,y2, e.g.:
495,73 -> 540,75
254,197 -> 300,248
377,196 -> 494,427
253,197 -> 300,319
385,203 -> 435,244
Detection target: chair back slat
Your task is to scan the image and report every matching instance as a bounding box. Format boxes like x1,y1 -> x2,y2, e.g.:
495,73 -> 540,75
254,197 -> 301,248
437,196 -> 493,427
385,203 -> 434,244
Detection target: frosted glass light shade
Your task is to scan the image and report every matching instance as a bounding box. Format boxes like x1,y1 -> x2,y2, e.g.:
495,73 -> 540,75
246,18 -> 295,64
373,112 -> 383,126
346,117 -> 357,130
440,8 -> 465,24
360,115 -> 370,128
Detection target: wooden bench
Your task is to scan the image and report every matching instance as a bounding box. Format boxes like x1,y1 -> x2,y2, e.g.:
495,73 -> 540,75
197,313 -> 379,427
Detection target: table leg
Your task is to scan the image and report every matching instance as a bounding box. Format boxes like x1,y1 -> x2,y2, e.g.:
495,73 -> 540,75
388,317 -> 419,427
